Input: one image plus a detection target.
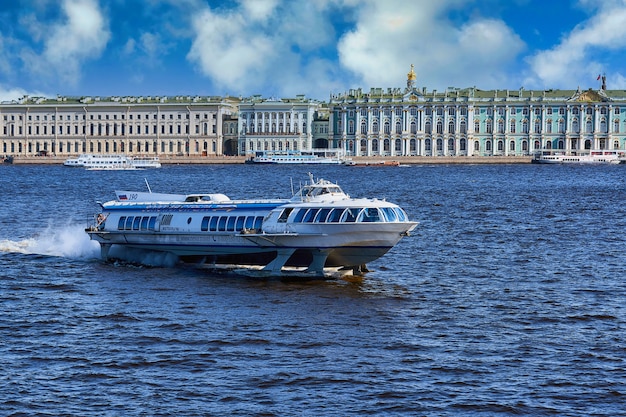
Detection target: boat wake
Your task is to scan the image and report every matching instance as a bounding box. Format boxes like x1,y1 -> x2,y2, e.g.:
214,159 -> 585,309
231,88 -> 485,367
0,223 -> 100,259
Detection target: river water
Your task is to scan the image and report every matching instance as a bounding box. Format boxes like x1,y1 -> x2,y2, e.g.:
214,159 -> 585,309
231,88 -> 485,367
1,163 -> 625,416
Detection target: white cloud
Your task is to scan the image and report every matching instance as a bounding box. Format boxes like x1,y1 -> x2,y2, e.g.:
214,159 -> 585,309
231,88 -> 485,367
526,1 -> 626,88
0,85 -> 47,102
186,1 -> 339,97
337,0 -> 525,91
187,8 -> 275,91
24,0 -> 110,85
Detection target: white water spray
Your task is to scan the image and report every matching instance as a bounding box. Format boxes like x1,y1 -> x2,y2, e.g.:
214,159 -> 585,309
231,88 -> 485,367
0,223 -> 100,259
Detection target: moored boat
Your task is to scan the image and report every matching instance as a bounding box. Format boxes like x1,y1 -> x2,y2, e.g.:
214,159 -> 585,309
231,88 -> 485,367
532,149 -> 626,164
343,160 -> 401,167
85,174 -> 418,276
64,154 -> 161,169
246,150 -> 347,164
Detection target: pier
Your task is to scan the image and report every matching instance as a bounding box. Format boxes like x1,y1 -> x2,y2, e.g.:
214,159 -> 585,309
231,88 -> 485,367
6,155 -> 532,165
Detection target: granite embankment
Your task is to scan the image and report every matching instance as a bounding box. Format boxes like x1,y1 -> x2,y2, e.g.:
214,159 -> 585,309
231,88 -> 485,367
8,155 -> 532,165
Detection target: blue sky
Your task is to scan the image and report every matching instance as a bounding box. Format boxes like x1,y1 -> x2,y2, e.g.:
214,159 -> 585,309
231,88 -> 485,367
0,0 -> 625,102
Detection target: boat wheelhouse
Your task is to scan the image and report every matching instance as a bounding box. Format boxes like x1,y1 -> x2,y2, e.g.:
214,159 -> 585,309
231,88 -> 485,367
86,174 -> 417,276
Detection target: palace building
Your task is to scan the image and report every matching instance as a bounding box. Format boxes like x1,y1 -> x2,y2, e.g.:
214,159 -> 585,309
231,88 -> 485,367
0,95 -> 236,158
236,95 -> 323,155
328,66 -> 626,157
3,66 -> 626,159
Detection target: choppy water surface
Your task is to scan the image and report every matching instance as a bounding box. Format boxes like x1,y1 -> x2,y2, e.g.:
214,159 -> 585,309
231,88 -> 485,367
1,163 -> 625,416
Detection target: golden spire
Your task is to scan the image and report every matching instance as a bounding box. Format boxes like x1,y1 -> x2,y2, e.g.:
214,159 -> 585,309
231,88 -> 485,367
406,64 -> 416,90
407,64 -> 417,81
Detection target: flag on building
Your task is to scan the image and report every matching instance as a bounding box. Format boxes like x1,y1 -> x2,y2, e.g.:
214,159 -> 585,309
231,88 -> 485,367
597,74 -> 601,80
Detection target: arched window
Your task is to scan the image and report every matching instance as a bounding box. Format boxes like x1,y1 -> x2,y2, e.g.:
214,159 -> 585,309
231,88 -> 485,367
510,119 -> 516,133
448,121 -> 455,134
498,119 -> 505,134
460,120 -> 466,134
534,119 -> 541,133
361,121 -> 367,134
614,119 -> 620,133
436,120 -> 443,134
410,121 -> 417,134
395,121 -> 402,134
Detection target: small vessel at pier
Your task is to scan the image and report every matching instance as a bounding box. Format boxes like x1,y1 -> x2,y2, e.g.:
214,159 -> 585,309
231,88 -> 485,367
245,150 -> 347,164
64,154 -> 161,169
532,149 -> 625,164
86,174 -> 417,276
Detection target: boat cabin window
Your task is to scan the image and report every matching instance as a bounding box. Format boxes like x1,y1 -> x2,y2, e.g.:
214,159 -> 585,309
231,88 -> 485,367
302,208 -> 319,223
293,209 -> 307,223
278,207 -> 293,223
287,206 -> 407,224
314,208 -> 332,222
380,207 -> 397,222
341,208 -> 360,223
201,217 -> 210,232
327,208 -> 343,223
244,216 -> 255,229
358,208 -> 381,223
218,217 -> 227,231
200,215 -> 264,232
117,216 -> 158,231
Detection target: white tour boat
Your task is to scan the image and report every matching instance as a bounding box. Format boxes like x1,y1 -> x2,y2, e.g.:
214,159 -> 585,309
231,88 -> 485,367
64,154 -> 161,169
532,149 -> 626,164
85,174 -> 418,276
246,150 -> 347,164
